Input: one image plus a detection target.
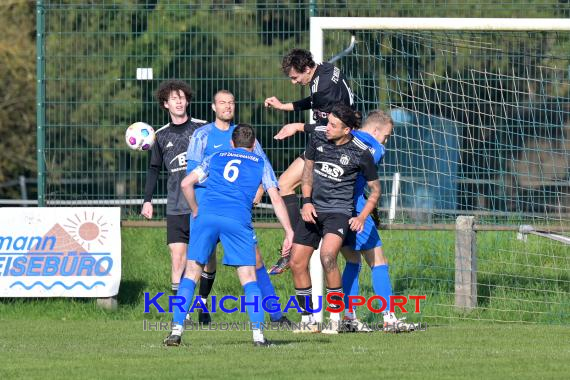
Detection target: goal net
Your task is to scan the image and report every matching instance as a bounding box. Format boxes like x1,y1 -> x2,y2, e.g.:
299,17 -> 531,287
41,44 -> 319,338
311,18 -> 570,324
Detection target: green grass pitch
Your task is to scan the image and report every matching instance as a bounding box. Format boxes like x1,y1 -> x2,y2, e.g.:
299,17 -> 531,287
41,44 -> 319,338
0,227 -> 568,379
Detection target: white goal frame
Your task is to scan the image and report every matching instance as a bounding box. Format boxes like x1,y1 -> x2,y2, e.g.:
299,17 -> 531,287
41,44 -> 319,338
308,17 -> 570,323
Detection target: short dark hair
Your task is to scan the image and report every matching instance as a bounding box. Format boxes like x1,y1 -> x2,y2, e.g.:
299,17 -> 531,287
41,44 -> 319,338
330,103 -> 362,130
156,80 -> 193,110
281,48 -> 316,75
232,124 -> 256,149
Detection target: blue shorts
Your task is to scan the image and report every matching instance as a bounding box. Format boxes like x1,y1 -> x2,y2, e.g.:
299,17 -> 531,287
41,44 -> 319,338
188,214 -> 256,266
343,214 -> 382,251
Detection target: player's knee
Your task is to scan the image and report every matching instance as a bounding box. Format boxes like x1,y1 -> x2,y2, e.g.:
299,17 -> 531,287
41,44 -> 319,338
278,176 -> 295,195
320,253 -> 339,273
289,255 -> 305,273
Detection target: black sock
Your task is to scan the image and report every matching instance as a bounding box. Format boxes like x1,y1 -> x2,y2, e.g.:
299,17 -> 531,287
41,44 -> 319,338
326,287 -> 343,313
198,271 -> 216,303
283,194 -> 301,231
295,286 -> 313,316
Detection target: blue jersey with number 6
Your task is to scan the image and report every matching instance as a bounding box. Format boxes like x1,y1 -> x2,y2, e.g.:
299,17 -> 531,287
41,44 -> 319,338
195,148 -> 264,224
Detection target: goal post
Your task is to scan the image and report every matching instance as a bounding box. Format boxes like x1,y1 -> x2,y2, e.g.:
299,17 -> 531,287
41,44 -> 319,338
309,17 -> 570,324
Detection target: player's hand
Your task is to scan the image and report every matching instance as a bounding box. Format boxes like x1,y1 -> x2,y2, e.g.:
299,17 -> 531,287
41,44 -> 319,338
264,96 -> 284,110
191,207 -> 199,219
274,123 -> 301,140
301,203 -> 317,224
253,186 -> 264,206
141,202 -> 153,219
349,216 -> 366,232
282,230 -> 294,256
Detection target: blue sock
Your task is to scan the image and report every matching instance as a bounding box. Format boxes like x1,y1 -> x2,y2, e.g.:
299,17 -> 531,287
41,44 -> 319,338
372,264 -> 393,312
342,262 -> 361,313
243,281 -> 264,329
173,277 -> 197,326
256,266 -> 283,321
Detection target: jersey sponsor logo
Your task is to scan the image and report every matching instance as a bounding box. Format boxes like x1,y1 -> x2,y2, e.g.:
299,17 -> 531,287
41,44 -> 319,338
214,144 -> 223,148
166,141 -> 174,148
340,154 -> 350,165
169,152 -> 187,169
315,161 -> 344,181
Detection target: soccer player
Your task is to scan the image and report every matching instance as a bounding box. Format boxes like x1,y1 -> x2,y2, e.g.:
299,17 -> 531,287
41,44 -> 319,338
264,48 -> 355,271
185,90 -> 292,326
339,110 -> 411,332
272,110 -> 411,332
164,124 -> 294,347
289,103 -> 380,334
141,80 -> 205,294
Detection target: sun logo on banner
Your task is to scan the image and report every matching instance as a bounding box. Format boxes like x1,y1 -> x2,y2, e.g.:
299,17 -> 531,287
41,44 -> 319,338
63,211 -> 109,250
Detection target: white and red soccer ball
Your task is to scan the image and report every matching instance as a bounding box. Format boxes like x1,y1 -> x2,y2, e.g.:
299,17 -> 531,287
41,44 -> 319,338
125,122 -> 156,151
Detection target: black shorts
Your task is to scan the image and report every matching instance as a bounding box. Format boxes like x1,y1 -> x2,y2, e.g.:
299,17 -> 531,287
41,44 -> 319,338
293,212 -> 350,249
166,214 -> 190,245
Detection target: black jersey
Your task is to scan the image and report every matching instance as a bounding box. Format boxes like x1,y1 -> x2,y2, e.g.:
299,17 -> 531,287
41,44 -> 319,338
143,118 -> 206,215
305,129 -> 378,216
292,62 -> 354,126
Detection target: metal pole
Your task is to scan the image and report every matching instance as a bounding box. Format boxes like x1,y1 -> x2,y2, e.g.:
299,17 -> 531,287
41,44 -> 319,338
36,0 -> 46,207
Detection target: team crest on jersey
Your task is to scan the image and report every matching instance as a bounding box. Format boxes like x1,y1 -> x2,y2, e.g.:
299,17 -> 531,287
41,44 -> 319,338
340,154 -> 350,165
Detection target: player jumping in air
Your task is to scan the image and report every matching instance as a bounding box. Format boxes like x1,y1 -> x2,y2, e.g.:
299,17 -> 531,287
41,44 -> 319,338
164,124 -> 294,347
264,48 -> 355,274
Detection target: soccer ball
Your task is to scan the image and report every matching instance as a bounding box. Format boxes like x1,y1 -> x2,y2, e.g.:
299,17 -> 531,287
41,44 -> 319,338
125,122 -> 155,151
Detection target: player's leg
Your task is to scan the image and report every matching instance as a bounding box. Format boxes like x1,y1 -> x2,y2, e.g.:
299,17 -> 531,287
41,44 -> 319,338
319,213 -> 350,334
165,215 -> 219,346
278,156 -> 304,227
290,219 -> 321,332
236,265 -> 270,346
219,218 -> 270,346
268,156 -> 305,275
166,214 -> 190,293
197,251 -> 216,324
254,244 -> 291,325
319,233 -> 345,334
362,245 -> 411,331
340,246 -> 362,320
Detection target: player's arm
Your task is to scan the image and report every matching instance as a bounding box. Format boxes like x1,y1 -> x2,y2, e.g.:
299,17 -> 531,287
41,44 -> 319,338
253,185 -> 264,206
180,154 -> 212,217
300,134 -> 317,224
252,139 -> 280,192
264,96 -> 295,111
274,121 -> 325,140
349,152 -> 380,232
185,129 -> 207,175
266,187 -> 295,256
141,141 -> 163,219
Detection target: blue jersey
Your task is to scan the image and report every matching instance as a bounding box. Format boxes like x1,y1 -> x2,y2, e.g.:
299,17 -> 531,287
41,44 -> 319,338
185,123 -> 278,201
194,148 -> 264,224
351,130 -> 385,211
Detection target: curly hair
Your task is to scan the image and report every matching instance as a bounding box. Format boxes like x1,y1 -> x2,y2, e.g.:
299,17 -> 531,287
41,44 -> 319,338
281,48 -> 316,75
156,80 -> 193,110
